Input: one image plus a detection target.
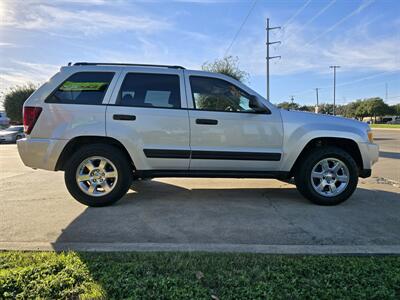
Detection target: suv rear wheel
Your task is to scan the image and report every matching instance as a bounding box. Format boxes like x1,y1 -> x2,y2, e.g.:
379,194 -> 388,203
64,144 -> 132,207
294,146 -> 358,205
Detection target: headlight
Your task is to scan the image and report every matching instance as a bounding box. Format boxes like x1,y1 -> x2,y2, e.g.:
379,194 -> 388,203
367,130 -> 373,143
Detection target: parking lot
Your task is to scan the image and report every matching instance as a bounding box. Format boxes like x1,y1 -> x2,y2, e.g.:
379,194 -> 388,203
0,129 -> 399,253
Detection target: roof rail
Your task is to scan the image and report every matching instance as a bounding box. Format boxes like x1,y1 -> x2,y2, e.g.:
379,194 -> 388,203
72,62 -> 185,69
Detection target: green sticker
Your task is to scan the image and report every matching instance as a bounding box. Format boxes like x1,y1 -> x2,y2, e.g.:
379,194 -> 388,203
59,81 -> 108,91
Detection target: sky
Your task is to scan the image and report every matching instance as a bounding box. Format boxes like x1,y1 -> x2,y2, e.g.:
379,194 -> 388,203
0,0 -> 399,107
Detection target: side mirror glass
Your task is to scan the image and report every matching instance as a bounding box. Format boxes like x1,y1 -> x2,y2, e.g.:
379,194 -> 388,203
249,96 -> 268,113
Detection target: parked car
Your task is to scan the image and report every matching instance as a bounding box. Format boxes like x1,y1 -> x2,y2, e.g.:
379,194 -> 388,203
17,62 -> 379,207
0,125 -> 25,143
387,117 -> 400,124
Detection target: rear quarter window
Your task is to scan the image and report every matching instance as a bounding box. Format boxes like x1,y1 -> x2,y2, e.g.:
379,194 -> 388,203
46,72 -> 114,105
116,73 -> 181,109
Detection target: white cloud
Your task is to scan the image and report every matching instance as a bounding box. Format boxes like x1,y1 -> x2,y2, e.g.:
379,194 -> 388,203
0,61 -> 59,91
0,42 -> 16,47
1,2 -> 172,36
229,18 -> 400,76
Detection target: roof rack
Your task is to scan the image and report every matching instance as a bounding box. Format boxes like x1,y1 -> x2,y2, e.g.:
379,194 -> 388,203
70,62 -> 185,69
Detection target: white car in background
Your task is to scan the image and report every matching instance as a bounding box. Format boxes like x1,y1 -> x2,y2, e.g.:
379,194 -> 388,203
0,125 -> 25,143
17,62 -> 379,207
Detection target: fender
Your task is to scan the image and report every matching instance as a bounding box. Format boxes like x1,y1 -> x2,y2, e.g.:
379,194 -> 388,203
279,110 -> 368,172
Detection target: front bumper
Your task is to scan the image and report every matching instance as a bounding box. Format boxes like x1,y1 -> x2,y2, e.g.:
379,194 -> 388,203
359,169 -> 371,178
358,142 -> 379,177
17,137 -> 68,171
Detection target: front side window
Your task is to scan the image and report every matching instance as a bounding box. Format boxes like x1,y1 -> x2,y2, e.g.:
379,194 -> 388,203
46,72 -> 114,105
190,76 -> 255,112
117,73 -> 181,109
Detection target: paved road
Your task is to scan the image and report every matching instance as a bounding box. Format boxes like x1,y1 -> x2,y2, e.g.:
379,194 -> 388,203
372,129 -> 400,182
0,130 -> 399,253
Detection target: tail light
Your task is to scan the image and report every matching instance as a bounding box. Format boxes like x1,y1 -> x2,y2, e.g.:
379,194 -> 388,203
23,106 -> 42,134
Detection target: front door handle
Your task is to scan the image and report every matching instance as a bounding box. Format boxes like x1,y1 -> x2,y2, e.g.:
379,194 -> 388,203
113,114 -> 136,121
196,118 -> 218,125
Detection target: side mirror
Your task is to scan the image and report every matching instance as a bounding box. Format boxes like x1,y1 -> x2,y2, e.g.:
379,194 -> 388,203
249,96 -> 269,113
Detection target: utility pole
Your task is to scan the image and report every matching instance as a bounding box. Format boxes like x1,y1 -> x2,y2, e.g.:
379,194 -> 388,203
315,88 -> 319,113
290,96 -> 295,110
329,65 -> 340,115
266,18 -> 281,101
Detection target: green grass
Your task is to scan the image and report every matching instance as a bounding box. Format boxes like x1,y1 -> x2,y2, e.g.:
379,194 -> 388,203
1,252 -> 400,299
370,124 -> 400,128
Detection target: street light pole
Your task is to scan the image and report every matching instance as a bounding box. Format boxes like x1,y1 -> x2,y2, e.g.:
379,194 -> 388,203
315,88 -> 319,113
329,65 -> 340,115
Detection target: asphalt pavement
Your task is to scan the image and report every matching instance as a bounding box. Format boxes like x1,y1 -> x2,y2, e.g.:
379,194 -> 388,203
0,129 -> 399,253
372,129 -> 400,182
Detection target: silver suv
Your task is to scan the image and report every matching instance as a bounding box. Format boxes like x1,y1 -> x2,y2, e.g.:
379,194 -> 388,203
18,62 -> 379,207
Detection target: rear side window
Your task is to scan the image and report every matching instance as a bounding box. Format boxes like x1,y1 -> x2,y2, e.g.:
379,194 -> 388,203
117,73 -> 181,109
46,72 -> 114,105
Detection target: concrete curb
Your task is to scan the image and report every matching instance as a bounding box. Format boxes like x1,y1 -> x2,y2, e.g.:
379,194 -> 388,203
372,127 -> 400,131
1,242 -> 400,254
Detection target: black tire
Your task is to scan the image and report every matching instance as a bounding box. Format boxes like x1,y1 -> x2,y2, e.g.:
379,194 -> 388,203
294,146 -> 358,206
64,144 -> 132,207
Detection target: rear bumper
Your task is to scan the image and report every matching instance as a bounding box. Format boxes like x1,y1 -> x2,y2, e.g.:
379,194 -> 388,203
17,137 -> 68,171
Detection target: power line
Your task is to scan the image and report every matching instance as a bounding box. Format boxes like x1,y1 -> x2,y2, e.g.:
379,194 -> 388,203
289,71 -> 397,97
305,0 -> 375,46
284,0 -> 337,42
282,0 -> 312,29
224,0 -> 258,57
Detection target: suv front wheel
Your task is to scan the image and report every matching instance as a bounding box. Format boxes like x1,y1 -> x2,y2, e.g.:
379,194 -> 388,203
64,144 -> 132,207
295,146 -> 358,205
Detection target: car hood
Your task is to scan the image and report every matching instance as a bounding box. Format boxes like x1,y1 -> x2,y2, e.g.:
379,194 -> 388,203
279,109 -> 370,131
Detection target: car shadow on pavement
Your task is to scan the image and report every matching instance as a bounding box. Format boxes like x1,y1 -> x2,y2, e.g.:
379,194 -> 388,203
52,179 -> 400,249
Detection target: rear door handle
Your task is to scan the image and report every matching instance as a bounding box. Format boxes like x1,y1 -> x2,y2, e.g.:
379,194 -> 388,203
113,114 -> 136,121
196,118 -> 218,125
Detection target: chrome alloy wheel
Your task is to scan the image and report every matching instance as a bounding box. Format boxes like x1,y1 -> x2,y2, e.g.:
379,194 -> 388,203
310,158 -> 349,197
75,156 -> 118,197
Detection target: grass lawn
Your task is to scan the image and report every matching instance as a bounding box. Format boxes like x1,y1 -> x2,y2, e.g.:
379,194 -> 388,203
1,251 -> 400,299
370,124 -> 400,129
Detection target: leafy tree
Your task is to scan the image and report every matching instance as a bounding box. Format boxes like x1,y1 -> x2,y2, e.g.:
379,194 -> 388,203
318,103 -> 335,115
389,103 -> 400,115
367,97 -> 389,122
277,101 -> 299,110
202,56 -> 249,82
342,100 -> 362,119
298,105 -> 313,112
355,101 -> 369,120
4,84 -> 37,123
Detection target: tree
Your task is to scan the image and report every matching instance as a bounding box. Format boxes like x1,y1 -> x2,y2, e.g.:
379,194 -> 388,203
389,103 -> 400,115
319,103 -> 335,115
202,56 -> 249,82
277,101 -> 299,110
3,84 -> 37,123
355,101 -> 369,120
298,105 -> 313,112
